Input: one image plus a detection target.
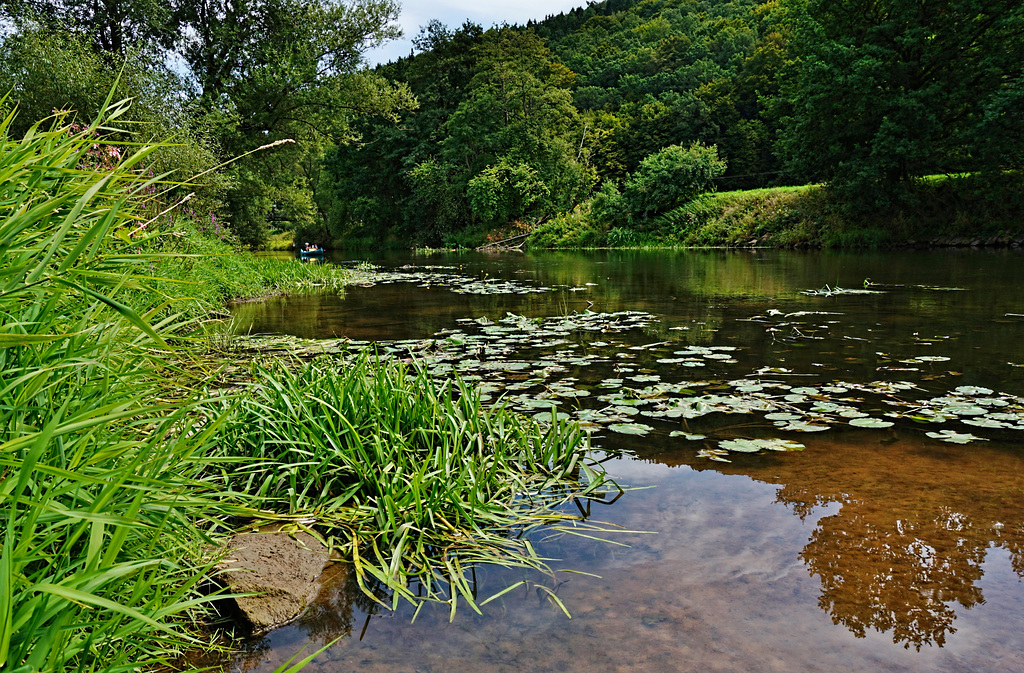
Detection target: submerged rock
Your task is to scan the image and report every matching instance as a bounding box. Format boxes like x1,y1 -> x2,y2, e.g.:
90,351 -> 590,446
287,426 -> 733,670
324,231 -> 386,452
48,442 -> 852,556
214,525 -> 335,633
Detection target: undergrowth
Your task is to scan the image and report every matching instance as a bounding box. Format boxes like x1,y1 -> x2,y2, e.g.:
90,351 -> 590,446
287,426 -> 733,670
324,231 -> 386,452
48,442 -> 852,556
528,175 -> 1024,250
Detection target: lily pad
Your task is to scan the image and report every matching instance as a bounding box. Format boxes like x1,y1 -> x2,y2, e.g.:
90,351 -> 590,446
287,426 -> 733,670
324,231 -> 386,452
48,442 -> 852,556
926,430 -> 988,444
669,431 -> 707,440
719,438 -> 805,453
608,422 -> 654,436
954,386 -> 994,396
777,421 -> 830,433
696,448 -> 731,462
849,417 -> 894,428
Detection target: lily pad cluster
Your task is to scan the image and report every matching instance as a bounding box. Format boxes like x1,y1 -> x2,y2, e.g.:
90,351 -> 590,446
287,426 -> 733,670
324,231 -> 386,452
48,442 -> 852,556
354,266 -> 556,295
235,306 -> 1024,460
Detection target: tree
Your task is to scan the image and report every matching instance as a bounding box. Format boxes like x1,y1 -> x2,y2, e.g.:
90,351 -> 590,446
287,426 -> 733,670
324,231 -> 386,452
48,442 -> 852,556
1,0 -> 175,55
1,0 -> 413,248
170,0 -> 413,246
435,27 -> 594,230
774,0 -> 1024,209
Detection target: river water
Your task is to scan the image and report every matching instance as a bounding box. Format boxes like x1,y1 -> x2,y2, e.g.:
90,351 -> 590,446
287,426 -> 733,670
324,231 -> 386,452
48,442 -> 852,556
227,248 -> 1024,673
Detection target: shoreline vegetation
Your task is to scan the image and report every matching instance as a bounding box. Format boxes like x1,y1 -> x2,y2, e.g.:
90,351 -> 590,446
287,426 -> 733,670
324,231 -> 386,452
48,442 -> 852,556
1,107 -> 613,672
520,177 -> 1024,252
3,0 -> 1019,255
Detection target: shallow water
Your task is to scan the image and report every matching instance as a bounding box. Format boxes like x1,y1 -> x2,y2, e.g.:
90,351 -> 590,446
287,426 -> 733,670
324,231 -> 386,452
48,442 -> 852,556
227,248 -> 1024,672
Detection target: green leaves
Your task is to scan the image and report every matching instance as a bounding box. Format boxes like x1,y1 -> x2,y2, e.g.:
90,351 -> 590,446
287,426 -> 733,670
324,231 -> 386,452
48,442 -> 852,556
0,103 -> 231,672
623,142 -> 727,219
775,0 -> 1024,207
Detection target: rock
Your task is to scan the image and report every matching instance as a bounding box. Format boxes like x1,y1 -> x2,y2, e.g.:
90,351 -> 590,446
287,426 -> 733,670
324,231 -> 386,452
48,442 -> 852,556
213,525 -> 335,633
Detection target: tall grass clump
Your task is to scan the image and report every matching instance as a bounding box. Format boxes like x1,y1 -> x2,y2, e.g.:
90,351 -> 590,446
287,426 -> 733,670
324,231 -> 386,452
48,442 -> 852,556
212,354 -> 614,615
0,100 -> 228,671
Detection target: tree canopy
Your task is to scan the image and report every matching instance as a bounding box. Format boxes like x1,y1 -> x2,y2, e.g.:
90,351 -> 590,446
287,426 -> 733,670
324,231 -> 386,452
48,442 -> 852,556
774,0 -> 1024,208
3,0 -> 1021,247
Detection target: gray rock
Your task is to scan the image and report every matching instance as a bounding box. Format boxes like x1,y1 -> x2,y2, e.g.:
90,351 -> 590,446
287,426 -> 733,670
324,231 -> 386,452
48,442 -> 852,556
214,526 -> 335,633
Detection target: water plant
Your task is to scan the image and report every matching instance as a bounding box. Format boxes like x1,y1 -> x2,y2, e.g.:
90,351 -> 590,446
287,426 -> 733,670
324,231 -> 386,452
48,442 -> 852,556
210,353 -> 614,616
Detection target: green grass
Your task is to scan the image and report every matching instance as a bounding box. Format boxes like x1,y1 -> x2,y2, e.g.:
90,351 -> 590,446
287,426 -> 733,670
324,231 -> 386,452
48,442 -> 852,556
0,99 -> 233,671
125,219 -> 351,321
528,175 -> 1024,250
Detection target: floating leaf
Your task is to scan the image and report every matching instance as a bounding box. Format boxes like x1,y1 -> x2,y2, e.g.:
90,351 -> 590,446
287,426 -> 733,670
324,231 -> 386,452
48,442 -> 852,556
955,386 -> 994,396
669,431 -> 707,440
608,423 -> 654,435
961,418 -> 1013,429
719,438 -> 805,453
777,421 -> 830,433
941,404 -> 987,416
849,417 -> 894,428
533,411 -> 571,423
926,430 -> 988,444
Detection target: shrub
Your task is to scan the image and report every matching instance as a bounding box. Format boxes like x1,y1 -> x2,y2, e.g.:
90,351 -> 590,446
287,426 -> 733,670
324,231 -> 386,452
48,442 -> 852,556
623,142 -> 727,218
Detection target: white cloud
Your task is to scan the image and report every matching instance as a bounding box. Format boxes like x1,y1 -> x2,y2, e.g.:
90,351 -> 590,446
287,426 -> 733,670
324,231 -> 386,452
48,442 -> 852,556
365,0 -> 587,65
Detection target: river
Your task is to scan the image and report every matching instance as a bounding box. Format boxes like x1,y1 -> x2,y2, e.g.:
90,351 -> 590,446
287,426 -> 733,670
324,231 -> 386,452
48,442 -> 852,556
226,248 -> 1024,673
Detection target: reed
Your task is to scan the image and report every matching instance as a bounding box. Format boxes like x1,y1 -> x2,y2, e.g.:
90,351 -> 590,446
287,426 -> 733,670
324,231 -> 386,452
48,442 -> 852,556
211,354 -> 612,613
0,99 -> 228,671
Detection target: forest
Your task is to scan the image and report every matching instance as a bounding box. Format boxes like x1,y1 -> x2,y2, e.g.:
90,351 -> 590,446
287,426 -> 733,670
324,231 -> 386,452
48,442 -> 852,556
2,0 -> 1022,249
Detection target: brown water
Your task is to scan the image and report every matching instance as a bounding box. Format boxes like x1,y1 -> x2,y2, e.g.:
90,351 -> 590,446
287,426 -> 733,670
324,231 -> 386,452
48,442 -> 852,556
227,249 -> 1024,673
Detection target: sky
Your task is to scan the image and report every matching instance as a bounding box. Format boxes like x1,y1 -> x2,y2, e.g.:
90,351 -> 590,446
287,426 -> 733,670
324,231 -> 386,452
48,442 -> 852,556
364,0 -> 588,65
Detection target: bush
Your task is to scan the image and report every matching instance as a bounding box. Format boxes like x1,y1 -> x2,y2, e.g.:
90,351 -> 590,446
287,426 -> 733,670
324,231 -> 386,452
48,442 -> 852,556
527,205 -> 605,248
623,142 -> 727,219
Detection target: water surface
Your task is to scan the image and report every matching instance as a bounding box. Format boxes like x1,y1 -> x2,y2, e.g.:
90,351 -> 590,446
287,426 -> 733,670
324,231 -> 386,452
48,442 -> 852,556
228,249 -> 1024,672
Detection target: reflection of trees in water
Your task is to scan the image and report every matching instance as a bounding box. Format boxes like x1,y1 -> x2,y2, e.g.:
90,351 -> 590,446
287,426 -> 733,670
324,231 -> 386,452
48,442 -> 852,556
673,435 -> 1024,650
765,439 -> 1024,651
801,504 -> 987,649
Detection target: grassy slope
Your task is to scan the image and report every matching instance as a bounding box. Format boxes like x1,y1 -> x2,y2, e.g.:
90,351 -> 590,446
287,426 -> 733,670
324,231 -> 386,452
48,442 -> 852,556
528,176 -> 1024,249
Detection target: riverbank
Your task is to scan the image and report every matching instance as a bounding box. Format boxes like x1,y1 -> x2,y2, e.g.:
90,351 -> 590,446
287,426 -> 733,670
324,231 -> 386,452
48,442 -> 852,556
2,114 -> 609,672
525,175 -> 1024,250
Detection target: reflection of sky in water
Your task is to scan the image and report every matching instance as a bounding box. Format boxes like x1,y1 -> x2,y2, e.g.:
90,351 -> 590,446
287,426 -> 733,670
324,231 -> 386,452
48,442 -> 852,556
224,249 -> 1024,672
228,448 -> 1024,672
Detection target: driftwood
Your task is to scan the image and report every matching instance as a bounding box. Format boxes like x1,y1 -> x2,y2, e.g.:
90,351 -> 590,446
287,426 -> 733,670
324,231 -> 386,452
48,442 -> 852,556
475,232 -> 530,252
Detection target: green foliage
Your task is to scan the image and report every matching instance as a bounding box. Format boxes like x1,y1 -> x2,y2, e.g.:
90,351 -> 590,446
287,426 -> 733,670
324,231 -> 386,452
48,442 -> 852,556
545,0 -> 777,182
605,226 -> 656,248
130,219 -> 351,318
1,0 -> 416,249
0,27 -> 229,220
590,180 -> 627,226
623,141 -> 727,218
2,0 -> 176,55
212,354 -> 610,611
774,0 -> 1024,210
0,98 -> 617,670
467,158 -> 550,225
0,101 -> 227,673
527,204 -> 606,248
325,25 -> 593,247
